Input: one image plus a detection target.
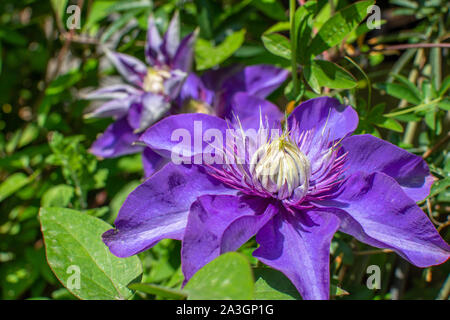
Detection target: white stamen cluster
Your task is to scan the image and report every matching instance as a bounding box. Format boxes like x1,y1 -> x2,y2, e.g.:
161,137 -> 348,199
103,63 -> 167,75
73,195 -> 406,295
250,135 -> 311,200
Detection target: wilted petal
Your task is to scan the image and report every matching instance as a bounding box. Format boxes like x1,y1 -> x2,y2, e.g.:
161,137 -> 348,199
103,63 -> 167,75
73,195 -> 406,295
142,147 -> 168,178
105,50 -> 147,87
254,209 -> 340,300
90,117 -> 143,158
181,195 -> 277,281
173,30 -> 198,72
102,163 -> 236,257
340,134 -> 433,202
288,97 -> 358,144
222,65 -> 289,99
316,172 -> 450,267
139,113 -> 229,161
229,92 -> 283,130
161,11 -> 180,61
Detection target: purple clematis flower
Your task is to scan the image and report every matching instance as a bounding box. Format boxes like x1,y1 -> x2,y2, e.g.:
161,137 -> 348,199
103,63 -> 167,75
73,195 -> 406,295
102,97 -> 449,300
86,12 -> 197,158
141,65 -> 289,176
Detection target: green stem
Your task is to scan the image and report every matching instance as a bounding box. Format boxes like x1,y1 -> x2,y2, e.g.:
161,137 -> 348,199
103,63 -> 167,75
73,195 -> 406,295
289,0 -> 298,97
384,97 -> 442,117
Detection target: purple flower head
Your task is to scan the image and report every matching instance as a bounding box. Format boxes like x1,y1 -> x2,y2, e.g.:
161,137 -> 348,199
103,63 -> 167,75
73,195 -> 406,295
139,65 -> 288,177
102,97 -> 449,300
86,12 -> 197,158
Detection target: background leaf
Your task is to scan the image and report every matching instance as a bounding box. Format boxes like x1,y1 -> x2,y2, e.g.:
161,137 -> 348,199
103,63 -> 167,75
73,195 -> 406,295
184,252 -> 254,300
39,207 -> 142,300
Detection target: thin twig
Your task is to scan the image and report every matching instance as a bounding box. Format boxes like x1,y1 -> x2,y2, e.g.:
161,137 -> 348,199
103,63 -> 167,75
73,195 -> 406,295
422,132 -> 450,159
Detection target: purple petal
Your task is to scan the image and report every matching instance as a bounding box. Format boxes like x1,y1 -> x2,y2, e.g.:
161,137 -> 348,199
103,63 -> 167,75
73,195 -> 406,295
287,97 -> 358,144
127,93 -> 171,132
340,134 -> 433,202
86,97 -> 134,119
102,163 -> 236,257
145,15 -> 164,66
229,92 -> 283,130
90,117 -> 143,158
181,195 -> 278,281
316,172 -> 450,267
84,84 -> 141,100
142,147 -> 168,178
139,113 -> 229,162
178,73 -> 214,106
161,11 -> 180,61
173,30 -> 198,72
164,69 -> 188,100
105,50 -> 147,87
254,209 -> 340,300
222,65 -> 289,99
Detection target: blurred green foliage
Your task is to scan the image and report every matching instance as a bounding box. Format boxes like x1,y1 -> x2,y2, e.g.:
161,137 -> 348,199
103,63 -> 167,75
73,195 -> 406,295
0,0 -> 448,300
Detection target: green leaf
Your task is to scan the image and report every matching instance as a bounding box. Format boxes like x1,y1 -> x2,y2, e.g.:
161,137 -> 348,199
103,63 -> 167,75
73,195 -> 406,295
39,207 -> 142,300
261,33 -> 291,60
307,1 -> 374,57
294,1 -> 316,64
253,268 -> 300,300
195,29 -> 246,70
41,185 -> 75,207
184,252 -> 254,300
376,118 -> 404,132
251,0 -> 287,21
0,172 -> 32,203
304,60 -> 357,92
374,82 -> 421,105
128,283 -> 187,300
438,76 -> 450,97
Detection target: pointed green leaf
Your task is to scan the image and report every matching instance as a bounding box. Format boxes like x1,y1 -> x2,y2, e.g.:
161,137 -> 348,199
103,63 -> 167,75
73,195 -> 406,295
184,252 -> 254,300
261,33 -> 291,60
308,1 -> 374,57
195,29 -> 246,70
39,207 -> 142,300
304,60 -> 357,91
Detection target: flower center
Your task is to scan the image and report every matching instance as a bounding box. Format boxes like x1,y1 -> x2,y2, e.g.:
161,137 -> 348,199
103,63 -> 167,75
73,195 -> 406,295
180,99 -> 214,115
250,135 -> 311,200
143,67 -> 171,94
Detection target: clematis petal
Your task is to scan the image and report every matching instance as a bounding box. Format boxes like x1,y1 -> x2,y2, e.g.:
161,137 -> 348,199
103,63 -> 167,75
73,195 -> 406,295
287,97 -> 358,144
84,84 -> 141,100
222,65 -> 289,99
90,117 -> 143,158
229,92 -> 283,130
85,97 -> 134,119
173,30 -> 198,72
178,73 -> 214,106
161,11 -> 180,61
164,69 -> 188,100
142,147 -> 168,178
102,163 -> 236,257
316,172 -> 450,267
139,113 -> 229,162
340,134 -> 433,202
145,15 -> 164,66
105,49 -> 147,87
254,209 -> 340,300
127,93 -> 171,133
181,195 -> 278,281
